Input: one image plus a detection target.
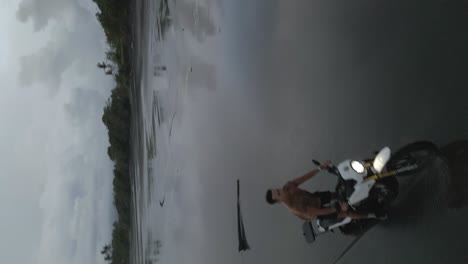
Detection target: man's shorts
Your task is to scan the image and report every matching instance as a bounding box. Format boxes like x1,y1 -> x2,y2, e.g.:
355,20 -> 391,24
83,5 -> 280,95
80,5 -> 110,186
310,191 -> 333,208
314,191 -> 340,221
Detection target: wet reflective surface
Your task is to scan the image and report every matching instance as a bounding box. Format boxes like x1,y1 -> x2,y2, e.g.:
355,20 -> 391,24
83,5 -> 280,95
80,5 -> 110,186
129,0 -> 468,263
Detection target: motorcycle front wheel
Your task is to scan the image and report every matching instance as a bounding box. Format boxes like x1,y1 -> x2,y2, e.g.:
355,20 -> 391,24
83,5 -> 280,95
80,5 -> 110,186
387,141 -> 440,177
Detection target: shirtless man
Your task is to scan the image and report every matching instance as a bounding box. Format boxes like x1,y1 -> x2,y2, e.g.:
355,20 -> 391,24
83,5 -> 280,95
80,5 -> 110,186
265,161 -> 378,220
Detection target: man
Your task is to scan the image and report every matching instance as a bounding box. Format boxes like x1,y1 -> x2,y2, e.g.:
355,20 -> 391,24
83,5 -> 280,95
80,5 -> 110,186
265,161 -> 379,220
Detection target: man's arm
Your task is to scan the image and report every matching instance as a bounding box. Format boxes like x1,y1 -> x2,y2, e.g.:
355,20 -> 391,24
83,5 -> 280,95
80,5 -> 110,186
289,160 -> 331,187
313,207 -> 337,216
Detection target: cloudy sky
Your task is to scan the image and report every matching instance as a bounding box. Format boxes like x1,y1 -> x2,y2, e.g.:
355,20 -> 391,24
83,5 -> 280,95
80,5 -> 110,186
0,0 -> 116,263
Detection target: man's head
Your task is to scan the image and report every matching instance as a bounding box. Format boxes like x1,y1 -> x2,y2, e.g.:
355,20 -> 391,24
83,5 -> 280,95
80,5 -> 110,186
265,188 -> 283,205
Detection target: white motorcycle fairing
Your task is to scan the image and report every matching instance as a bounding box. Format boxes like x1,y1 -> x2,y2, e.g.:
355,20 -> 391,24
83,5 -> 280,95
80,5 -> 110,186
336,160 -> 375,206
336,147 -> 392,206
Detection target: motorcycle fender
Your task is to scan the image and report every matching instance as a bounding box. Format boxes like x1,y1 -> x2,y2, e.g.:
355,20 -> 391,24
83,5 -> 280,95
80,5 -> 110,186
349,180 -> 376,205
373,147 -> 391,173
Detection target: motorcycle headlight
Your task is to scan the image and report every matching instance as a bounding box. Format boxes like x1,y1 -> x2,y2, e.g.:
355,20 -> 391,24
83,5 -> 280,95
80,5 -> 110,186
350,160 -> 365,174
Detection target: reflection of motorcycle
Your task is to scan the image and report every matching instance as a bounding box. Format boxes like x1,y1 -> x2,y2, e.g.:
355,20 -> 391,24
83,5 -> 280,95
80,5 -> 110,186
303,141 -> 439,242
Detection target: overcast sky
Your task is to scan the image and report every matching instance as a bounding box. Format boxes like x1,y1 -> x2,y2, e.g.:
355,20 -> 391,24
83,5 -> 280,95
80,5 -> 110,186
0,0 -> 116,263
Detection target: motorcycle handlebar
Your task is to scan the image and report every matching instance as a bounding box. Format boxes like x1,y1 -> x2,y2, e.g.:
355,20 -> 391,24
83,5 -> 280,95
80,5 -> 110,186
312,159 -> 339,175
312,159 -> 321,167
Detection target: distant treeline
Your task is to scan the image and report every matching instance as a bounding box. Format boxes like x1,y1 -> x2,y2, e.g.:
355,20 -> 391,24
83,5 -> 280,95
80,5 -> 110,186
92,0 -> 132,263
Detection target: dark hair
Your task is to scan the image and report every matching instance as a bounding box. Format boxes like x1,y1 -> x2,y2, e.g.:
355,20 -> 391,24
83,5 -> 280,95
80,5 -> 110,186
265,189 -> 276,204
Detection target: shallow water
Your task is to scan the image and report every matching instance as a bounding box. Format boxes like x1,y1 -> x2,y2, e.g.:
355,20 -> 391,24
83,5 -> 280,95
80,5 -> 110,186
129,0 -> 468,263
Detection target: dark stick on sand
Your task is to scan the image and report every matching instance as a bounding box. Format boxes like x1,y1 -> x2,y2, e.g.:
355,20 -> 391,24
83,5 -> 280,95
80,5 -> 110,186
159,194 -> 165,207
237,180 -> 251,251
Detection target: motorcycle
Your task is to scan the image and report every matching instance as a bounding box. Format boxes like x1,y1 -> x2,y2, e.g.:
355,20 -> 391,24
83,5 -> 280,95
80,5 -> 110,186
302,141 -> 439,243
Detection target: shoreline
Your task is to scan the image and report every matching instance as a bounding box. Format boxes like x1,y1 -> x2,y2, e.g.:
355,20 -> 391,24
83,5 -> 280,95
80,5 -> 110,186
93,0 -> 135,263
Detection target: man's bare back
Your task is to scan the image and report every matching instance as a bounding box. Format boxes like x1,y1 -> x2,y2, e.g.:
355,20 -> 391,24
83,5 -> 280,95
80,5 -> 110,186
265,161 -> 338,220
282,182 -> 323,219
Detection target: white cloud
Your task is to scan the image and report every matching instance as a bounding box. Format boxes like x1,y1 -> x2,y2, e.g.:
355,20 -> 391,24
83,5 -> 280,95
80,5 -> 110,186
16,0 -> 106,94
0,0 -> 117,263
16,0 -> 80,31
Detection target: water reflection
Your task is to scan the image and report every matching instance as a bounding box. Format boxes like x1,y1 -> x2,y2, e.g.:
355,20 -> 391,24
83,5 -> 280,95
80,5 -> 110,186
186,56 -> 217,93
175,0 -> 217,42
156,0 -> 172,39
145,232 -> 162,264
